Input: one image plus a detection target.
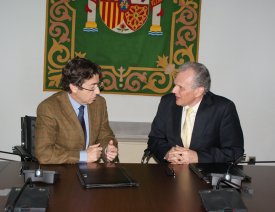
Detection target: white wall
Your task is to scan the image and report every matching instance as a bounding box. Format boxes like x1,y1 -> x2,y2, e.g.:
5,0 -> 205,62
1,1 -> 275,161
198,0 -> 275,161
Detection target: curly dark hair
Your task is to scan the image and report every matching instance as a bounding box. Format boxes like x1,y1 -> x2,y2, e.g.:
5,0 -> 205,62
61,57 -> 102,92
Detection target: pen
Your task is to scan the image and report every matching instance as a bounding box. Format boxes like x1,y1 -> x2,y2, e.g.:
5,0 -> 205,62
165,166 -> 176,177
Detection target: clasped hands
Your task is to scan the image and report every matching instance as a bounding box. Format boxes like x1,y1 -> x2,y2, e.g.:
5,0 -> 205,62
165,145 -> 198,164
86,140 -> 118,163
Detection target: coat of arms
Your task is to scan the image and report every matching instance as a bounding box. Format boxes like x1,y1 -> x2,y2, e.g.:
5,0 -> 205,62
84,0 -> 163,35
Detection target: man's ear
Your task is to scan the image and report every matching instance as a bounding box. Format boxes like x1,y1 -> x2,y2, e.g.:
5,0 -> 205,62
69,83 -> 78,93
195,87 -> 205,97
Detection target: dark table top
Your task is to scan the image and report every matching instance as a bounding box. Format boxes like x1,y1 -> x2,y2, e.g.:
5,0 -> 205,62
1,161 -> 275,212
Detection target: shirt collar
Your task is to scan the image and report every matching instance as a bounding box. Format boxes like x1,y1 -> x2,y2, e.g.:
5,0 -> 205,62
184,100 -> 202,113
68,93 -> 86,114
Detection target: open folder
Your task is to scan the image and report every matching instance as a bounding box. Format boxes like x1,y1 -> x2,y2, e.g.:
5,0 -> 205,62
77,163 -> 139,188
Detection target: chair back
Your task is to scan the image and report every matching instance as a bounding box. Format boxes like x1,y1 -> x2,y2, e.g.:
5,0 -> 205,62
13,116 -> 37,161
21,116 -> 36,157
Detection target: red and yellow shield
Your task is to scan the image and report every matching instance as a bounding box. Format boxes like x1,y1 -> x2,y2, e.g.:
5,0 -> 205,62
99,0 -> 149,34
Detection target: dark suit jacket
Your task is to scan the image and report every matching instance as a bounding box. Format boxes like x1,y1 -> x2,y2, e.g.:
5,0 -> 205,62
35,91 -> 117,164
148,92 -> 244,163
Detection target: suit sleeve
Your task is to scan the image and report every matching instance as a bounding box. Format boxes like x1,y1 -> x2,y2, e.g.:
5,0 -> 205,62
35,103 -> 80,164
197,101 -> 244,163
93,97 -> 118,162
148,96 -> 175,162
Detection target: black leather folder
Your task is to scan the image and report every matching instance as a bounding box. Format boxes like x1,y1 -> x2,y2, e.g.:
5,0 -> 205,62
77,163 -> 139,188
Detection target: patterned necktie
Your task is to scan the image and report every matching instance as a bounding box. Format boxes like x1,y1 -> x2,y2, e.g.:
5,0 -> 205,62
181,107 -> 193,148
78,105 -> 87,148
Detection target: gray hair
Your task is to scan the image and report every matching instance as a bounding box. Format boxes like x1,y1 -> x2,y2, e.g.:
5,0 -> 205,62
178,62 -> 211,94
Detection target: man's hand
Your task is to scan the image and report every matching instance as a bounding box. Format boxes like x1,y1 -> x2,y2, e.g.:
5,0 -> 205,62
86,143 -> 103,163
164,145 -> 198,164
105,140 -> 118,162
164,146 -> 183,164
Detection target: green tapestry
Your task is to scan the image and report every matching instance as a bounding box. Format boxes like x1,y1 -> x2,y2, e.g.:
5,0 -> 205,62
44,0 -> 201,96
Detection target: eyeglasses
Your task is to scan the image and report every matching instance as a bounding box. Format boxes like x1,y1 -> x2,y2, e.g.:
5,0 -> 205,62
78,81 -> 104,92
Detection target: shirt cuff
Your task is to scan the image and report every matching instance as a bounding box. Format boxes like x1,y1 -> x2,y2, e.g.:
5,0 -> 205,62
80,150 -> 87,162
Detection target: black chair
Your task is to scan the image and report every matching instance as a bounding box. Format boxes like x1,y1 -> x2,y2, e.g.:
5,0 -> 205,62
141,148 -> 159,164
12,116 -> 37,161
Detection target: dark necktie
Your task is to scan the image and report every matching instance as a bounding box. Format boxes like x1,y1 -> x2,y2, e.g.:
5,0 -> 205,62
78,105 -> 87,148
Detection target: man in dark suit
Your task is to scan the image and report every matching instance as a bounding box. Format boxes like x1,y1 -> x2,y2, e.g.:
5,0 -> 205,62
35,57 -> 118,164
148,62 -> 244,164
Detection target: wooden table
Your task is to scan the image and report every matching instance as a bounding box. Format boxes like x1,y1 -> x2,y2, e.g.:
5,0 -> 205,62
1,161 -> 275,212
